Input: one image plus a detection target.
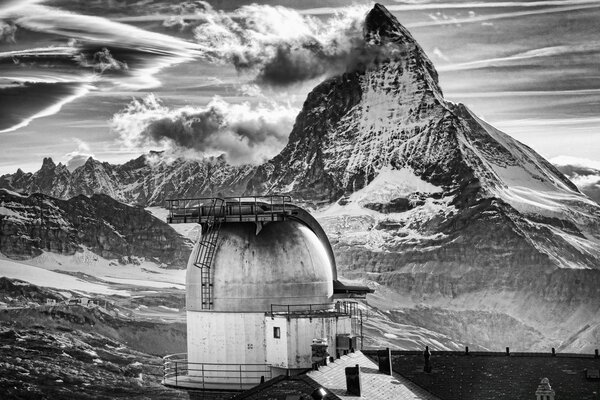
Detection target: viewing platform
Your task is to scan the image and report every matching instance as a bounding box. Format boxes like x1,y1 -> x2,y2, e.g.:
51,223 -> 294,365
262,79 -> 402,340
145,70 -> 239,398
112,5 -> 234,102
268,301 -> 360,319
166,195 -> 295,225
162,354 -> 272,392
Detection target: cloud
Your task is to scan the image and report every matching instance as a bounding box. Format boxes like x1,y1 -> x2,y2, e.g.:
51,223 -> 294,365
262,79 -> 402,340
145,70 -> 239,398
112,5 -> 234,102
110,94 -> 298,165
552,155 -> 600,170
190,3 -> 397,85
64,139 -> 94,171
405,2 -> 600,28
0,20 -> 17,43
75,47 -> 129,73
552,156 -> 600,204
439,43 -> 600,72
1,1 -> 201,91
432,47 -> 450,62
0,82 -> 92,134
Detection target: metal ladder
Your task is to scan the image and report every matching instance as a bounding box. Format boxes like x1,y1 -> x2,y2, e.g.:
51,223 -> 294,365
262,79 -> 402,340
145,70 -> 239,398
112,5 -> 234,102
194,198 -> 225,309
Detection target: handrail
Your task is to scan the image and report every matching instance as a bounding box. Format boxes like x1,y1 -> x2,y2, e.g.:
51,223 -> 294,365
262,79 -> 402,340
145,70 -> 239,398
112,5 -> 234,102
166,195 -> 293,224
162,356 -> 272,390
166,195 -> 292,202
268,301 -> 359,318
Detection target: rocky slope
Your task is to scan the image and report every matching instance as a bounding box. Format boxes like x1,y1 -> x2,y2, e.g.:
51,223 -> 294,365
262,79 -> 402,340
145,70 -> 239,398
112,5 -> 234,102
1,4 -> 599,351
0,188 -> 189,266
0,277 -> 188,399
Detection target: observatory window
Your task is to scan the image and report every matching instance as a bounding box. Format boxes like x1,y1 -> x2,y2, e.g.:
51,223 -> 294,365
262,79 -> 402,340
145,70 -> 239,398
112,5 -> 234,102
273,327 -> 281,339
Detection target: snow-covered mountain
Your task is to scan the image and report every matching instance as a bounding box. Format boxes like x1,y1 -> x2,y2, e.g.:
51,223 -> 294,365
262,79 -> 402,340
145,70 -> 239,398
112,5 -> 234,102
2,4 -> 600,351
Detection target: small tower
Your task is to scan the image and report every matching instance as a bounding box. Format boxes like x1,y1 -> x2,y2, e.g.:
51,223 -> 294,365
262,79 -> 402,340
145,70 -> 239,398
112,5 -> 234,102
535,378 -> 555,400
163,196 -> 373,392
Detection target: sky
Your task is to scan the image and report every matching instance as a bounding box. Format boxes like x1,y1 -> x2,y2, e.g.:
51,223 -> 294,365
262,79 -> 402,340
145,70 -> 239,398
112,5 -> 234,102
0,0 -> 599,175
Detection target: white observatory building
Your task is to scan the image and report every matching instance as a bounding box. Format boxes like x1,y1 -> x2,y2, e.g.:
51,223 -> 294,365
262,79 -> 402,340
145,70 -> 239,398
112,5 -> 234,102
163,196 -> 372,392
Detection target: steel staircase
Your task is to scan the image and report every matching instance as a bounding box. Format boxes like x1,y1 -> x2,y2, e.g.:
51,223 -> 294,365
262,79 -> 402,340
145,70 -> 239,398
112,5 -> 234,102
194,198 -> 225,309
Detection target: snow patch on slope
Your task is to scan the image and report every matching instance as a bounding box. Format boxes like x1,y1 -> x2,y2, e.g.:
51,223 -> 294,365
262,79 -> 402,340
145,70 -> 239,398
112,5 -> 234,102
350,166 -> 441,205
17,249 -> 186,287
0,257 -> 127,296
317,167 -> 453,251
319,166 -> 442,218
146,206 -> 201,240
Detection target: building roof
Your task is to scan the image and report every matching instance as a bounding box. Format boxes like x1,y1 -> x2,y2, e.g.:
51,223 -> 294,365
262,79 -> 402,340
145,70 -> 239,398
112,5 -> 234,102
375,350 -> 600,400
231,374 -> 342,400
332,280 -> 374,298
307,351 -> 440,400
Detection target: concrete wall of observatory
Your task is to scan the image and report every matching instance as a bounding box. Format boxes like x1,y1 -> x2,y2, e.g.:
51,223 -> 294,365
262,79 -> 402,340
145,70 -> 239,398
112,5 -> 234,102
187,311 -> 266,368
265,316 -> 353,369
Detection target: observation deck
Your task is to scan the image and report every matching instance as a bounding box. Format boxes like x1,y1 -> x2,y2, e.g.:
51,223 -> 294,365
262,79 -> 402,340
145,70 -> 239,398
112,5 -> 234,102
162,354 -> 272,392
268,301 -> 360,319
166,195 -> 294,225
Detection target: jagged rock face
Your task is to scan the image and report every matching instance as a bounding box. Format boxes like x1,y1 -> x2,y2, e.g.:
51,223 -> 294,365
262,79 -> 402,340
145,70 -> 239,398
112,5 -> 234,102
0,153 -> 253,206
0,189 -> 189,266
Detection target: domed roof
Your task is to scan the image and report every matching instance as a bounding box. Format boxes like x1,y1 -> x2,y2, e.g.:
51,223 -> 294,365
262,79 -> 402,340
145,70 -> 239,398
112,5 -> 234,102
187,220 -> 335,312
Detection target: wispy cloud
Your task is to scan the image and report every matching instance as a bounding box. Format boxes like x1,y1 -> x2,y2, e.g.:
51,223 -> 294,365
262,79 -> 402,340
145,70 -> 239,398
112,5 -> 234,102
439,43 -> 600,72
0,1 -> 205,132
292,0 -> 598,15
552,156 -> 600,170
404,2 -> 600,28
0,83 -> 93,134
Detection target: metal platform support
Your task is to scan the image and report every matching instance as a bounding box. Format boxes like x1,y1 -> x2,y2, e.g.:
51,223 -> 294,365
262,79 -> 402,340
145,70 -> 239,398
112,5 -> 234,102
194,198 -> 225,309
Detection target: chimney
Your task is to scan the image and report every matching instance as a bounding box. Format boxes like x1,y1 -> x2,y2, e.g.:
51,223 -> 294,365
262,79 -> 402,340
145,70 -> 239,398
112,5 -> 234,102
535,378 -> 555,400
345,364 -> 361,396
377,347 -> 392,375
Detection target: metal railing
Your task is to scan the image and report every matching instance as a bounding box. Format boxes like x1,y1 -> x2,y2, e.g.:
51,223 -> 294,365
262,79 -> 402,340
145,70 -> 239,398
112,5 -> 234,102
268,301 -> 359,318
163,354 -> 272,391
166,195 -> 293,224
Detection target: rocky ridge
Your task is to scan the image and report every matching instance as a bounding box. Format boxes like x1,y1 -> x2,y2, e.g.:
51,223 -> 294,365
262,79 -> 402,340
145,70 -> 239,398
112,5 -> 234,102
0,153 -> 252,206
0,188 -> 189,266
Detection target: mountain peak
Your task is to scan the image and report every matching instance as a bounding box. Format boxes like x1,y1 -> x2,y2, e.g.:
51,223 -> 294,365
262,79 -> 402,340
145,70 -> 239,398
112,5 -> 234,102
41,157 -> 55,169
83,156 -> 98,167
365,3 -> 402,40
363,3 -> 441,92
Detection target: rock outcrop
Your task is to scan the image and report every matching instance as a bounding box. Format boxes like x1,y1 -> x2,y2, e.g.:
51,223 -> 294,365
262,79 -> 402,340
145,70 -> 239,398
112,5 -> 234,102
0,189 -> 189,266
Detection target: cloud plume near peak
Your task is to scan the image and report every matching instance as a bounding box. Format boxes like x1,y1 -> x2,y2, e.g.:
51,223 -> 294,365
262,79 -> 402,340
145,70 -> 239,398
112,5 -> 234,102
191,3 -> 382,85
111,95 -> 298,165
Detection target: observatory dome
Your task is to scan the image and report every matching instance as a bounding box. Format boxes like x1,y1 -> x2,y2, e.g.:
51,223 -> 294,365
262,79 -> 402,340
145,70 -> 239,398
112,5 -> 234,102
187,220 -> 335,312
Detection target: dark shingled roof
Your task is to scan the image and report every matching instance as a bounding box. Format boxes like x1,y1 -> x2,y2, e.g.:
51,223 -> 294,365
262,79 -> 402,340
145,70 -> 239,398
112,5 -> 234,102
364,350 -> 600,400
231,374 -> 341,400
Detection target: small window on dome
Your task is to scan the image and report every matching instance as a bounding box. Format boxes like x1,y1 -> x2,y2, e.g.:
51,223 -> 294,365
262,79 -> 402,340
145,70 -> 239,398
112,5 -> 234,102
273,327 -> 281,339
